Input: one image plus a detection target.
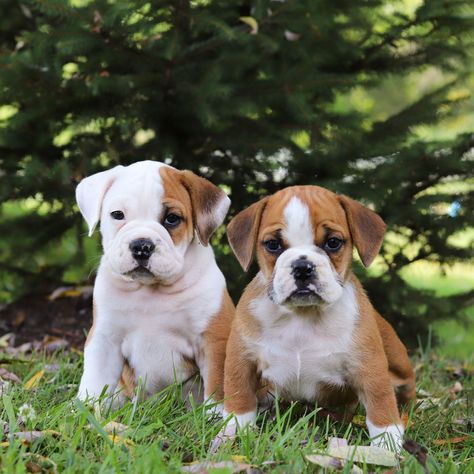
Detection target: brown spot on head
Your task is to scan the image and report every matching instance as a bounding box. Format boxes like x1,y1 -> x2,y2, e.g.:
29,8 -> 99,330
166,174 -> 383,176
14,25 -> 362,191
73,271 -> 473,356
160,167 -> 230,246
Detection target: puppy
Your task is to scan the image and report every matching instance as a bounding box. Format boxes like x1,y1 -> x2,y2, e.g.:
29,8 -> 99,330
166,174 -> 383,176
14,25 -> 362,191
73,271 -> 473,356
75,160 -> 234,408
222,186 -> 415,450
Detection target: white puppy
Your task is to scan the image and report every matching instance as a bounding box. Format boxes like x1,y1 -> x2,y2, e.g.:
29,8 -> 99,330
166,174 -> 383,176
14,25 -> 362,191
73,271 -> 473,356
76,160 -> 234,407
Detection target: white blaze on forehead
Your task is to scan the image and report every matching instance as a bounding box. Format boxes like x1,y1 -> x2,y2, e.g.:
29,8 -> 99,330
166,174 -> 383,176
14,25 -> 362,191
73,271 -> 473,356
283,197 -> 314,247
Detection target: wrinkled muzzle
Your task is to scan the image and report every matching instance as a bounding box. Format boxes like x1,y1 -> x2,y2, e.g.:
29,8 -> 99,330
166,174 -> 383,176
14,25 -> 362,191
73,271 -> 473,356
103,221 -> 185,285
269,247 -> 343,307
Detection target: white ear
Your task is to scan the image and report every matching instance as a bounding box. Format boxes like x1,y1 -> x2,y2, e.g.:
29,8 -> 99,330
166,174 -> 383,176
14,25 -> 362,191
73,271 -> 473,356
75,165 -> 124,236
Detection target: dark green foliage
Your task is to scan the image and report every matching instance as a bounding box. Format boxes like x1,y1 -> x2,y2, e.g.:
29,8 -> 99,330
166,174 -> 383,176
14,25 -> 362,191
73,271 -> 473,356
0,0 -> 472,345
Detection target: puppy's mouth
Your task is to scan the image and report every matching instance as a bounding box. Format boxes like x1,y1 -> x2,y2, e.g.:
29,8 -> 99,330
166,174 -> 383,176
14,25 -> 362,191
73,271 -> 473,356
285,288 -> 322,307
124,266 -> 157,283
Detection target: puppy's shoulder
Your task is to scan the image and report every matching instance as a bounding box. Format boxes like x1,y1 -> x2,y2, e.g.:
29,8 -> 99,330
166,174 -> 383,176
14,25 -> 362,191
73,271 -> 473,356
233,273 -> 266,338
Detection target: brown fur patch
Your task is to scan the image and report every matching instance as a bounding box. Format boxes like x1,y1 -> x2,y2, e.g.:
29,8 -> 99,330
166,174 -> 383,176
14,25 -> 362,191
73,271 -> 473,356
203,290 -> 235,400
160,167 -> 228,246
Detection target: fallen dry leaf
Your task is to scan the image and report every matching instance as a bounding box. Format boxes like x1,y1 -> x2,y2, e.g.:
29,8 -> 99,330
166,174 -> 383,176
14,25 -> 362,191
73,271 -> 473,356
416,397 -> 441,411
328,437 -> 349,449
22,453 -> 57,474
449,381 -> 463,399
0,368 -> 21,383
453,417 -> 474,429
328,445 -> 397,467
416,389 -> 431,398
48,285 -> 93,301
0,333 -> 14,348
306,454 -> 363,473
5,342 -> 33,355
13,430 -> 60,443
12,311 -> 26,328
182,460 -> 253,473
108,434 -> 135,447
433,436 -> 468,446
24,369 -> 45,390
403,439 -> 428,473
40,336 -> 69,353
104,421 -> 129,436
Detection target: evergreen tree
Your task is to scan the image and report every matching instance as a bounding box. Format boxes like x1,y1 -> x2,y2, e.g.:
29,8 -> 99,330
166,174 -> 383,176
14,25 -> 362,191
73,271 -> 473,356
0,0 -> 472,345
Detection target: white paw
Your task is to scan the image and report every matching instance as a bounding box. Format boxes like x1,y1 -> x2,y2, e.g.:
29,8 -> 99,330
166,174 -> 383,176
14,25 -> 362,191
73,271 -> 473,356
210,421 -> 237,453
367,420 -> 404,452
205,399 -> 224,417
209,410 -> 257,453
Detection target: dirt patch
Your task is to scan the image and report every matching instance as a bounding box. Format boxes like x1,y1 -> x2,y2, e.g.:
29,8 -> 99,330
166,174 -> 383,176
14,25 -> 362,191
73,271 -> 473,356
0,286 -> 93,349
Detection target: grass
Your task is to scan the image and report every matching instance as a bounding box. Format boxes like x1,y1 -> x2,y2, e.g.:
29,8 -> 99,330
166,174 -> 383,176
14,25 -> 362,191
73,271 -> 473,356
0,342 -> 472,473
1,240 -> 472,472
401,261 -> 474,360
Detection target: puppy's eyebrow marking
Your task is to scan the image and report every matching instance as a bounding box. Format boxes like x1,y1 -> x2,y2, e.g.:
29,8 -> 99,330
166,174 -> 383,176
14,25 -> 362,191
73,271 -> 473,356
283,197 -> 314,247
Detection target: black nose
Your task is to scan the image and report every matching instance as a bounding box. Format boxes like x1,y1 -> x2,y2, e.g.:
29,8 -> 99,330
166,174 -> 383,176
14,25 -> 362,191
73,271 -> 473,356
129,239 -> 155,262
292,258 -> 315,283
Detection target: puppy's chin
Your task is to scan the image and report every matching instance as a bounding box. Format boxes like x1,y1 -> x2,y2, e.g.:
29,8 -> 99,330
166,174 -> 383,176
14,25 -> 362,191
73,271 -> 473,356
283,288 -> 323,308
123,267 -> 160,285
121,266 -> 182,286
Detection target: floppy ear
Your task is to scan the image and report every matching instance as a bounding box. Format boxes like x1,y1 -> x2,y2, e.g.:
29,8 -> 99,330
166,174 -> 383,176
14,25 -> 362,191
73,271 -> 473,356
227,197 -> 268,271
179,170 -> 230,246
339,195 -> 386,267
75,165 -> 123,236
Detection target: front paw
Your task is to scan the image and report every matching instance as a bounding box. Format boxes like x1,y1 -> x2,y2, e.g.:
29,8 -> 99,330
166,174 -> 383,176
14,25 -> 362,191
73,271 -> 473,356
209,410 -> 257,453
369,424 -> 404,452
210,420 -> 237,453
204,398 -> 224,418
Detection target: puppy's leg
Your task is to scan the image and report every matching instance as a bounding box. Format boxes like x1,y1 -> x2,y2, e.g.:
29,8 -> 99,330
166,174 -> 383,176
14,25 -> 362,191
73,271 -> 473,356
223,327 -> 258,426
356,368 -> 404,451
375,312 -> 416,407
211,328 -> 257,452
77,332 -> 124,404
201,291 -> 234,414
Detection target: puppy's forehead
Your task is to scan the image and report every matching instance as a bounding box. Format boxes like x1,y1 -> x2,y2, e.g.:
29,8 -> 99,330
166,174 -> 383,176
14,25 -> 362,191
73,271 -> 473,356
262,186 -> 348,240
106,161 -> 167,205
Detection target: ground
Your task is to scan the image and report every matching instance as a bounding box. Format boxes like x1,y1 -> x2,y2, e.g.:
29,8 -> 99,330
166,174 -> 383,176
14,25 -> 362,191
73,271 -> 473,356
0,285 -> 473,473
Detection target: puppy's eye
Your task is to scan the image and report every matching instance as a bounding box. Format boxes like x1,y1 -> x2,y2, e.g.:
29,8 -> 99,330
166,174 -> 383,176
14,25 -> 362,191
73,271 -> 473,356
110,210 -> 125,220
264,239 -> 283,254
324,237 -> 343,252
163,213 -> 182,228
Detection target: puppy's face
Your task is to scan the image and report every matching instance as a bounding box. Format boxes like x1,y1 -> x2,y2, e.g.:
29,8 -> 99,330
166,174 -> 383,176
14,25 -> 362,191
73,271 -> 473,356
76,161 -> 230,286
228,186 -> 386,308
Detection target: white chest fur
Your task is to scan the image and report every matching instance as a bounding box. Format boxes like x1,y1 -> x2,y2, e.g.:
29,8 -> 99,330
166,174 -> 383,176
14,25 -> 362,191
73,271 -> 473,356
248,282 -> 359,402
92,247 -> 225,395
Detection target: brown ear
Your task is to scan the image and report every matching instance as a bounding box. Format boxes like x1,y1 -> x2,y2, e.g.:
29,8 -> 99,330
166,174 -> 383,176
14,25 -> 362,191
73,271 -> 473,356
339,195 -> 386,267
227,197 -> 268,271
180,170 -> 230,246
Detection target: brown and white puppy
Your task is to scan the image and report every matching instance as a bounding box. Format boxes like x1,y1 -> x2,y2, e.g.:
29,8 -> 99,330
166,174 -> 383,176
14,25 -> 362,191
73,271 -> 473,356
222,186 -> 415,450
76,160 -> 234,410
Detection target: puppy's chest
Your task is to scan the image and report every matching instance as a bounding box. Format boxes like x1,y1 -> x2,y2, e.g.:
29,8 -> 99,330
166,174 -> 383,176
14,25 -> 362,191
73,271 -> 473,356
253,318 -> 354,401
119,304 -> 209,389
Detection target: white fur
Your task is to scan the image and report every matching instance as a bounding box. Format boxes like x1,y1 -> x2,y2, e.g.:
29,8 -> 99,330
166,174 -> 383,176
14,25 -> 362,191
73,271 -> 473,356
76,160 -> 229,403
366,418 -> 404,452
210,410 -> 256,453
223,409 -> 257,428
270,197 -> 343,306
271,247 -> 343,306
247,280 -> 359,402
283,197 -> 314,247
